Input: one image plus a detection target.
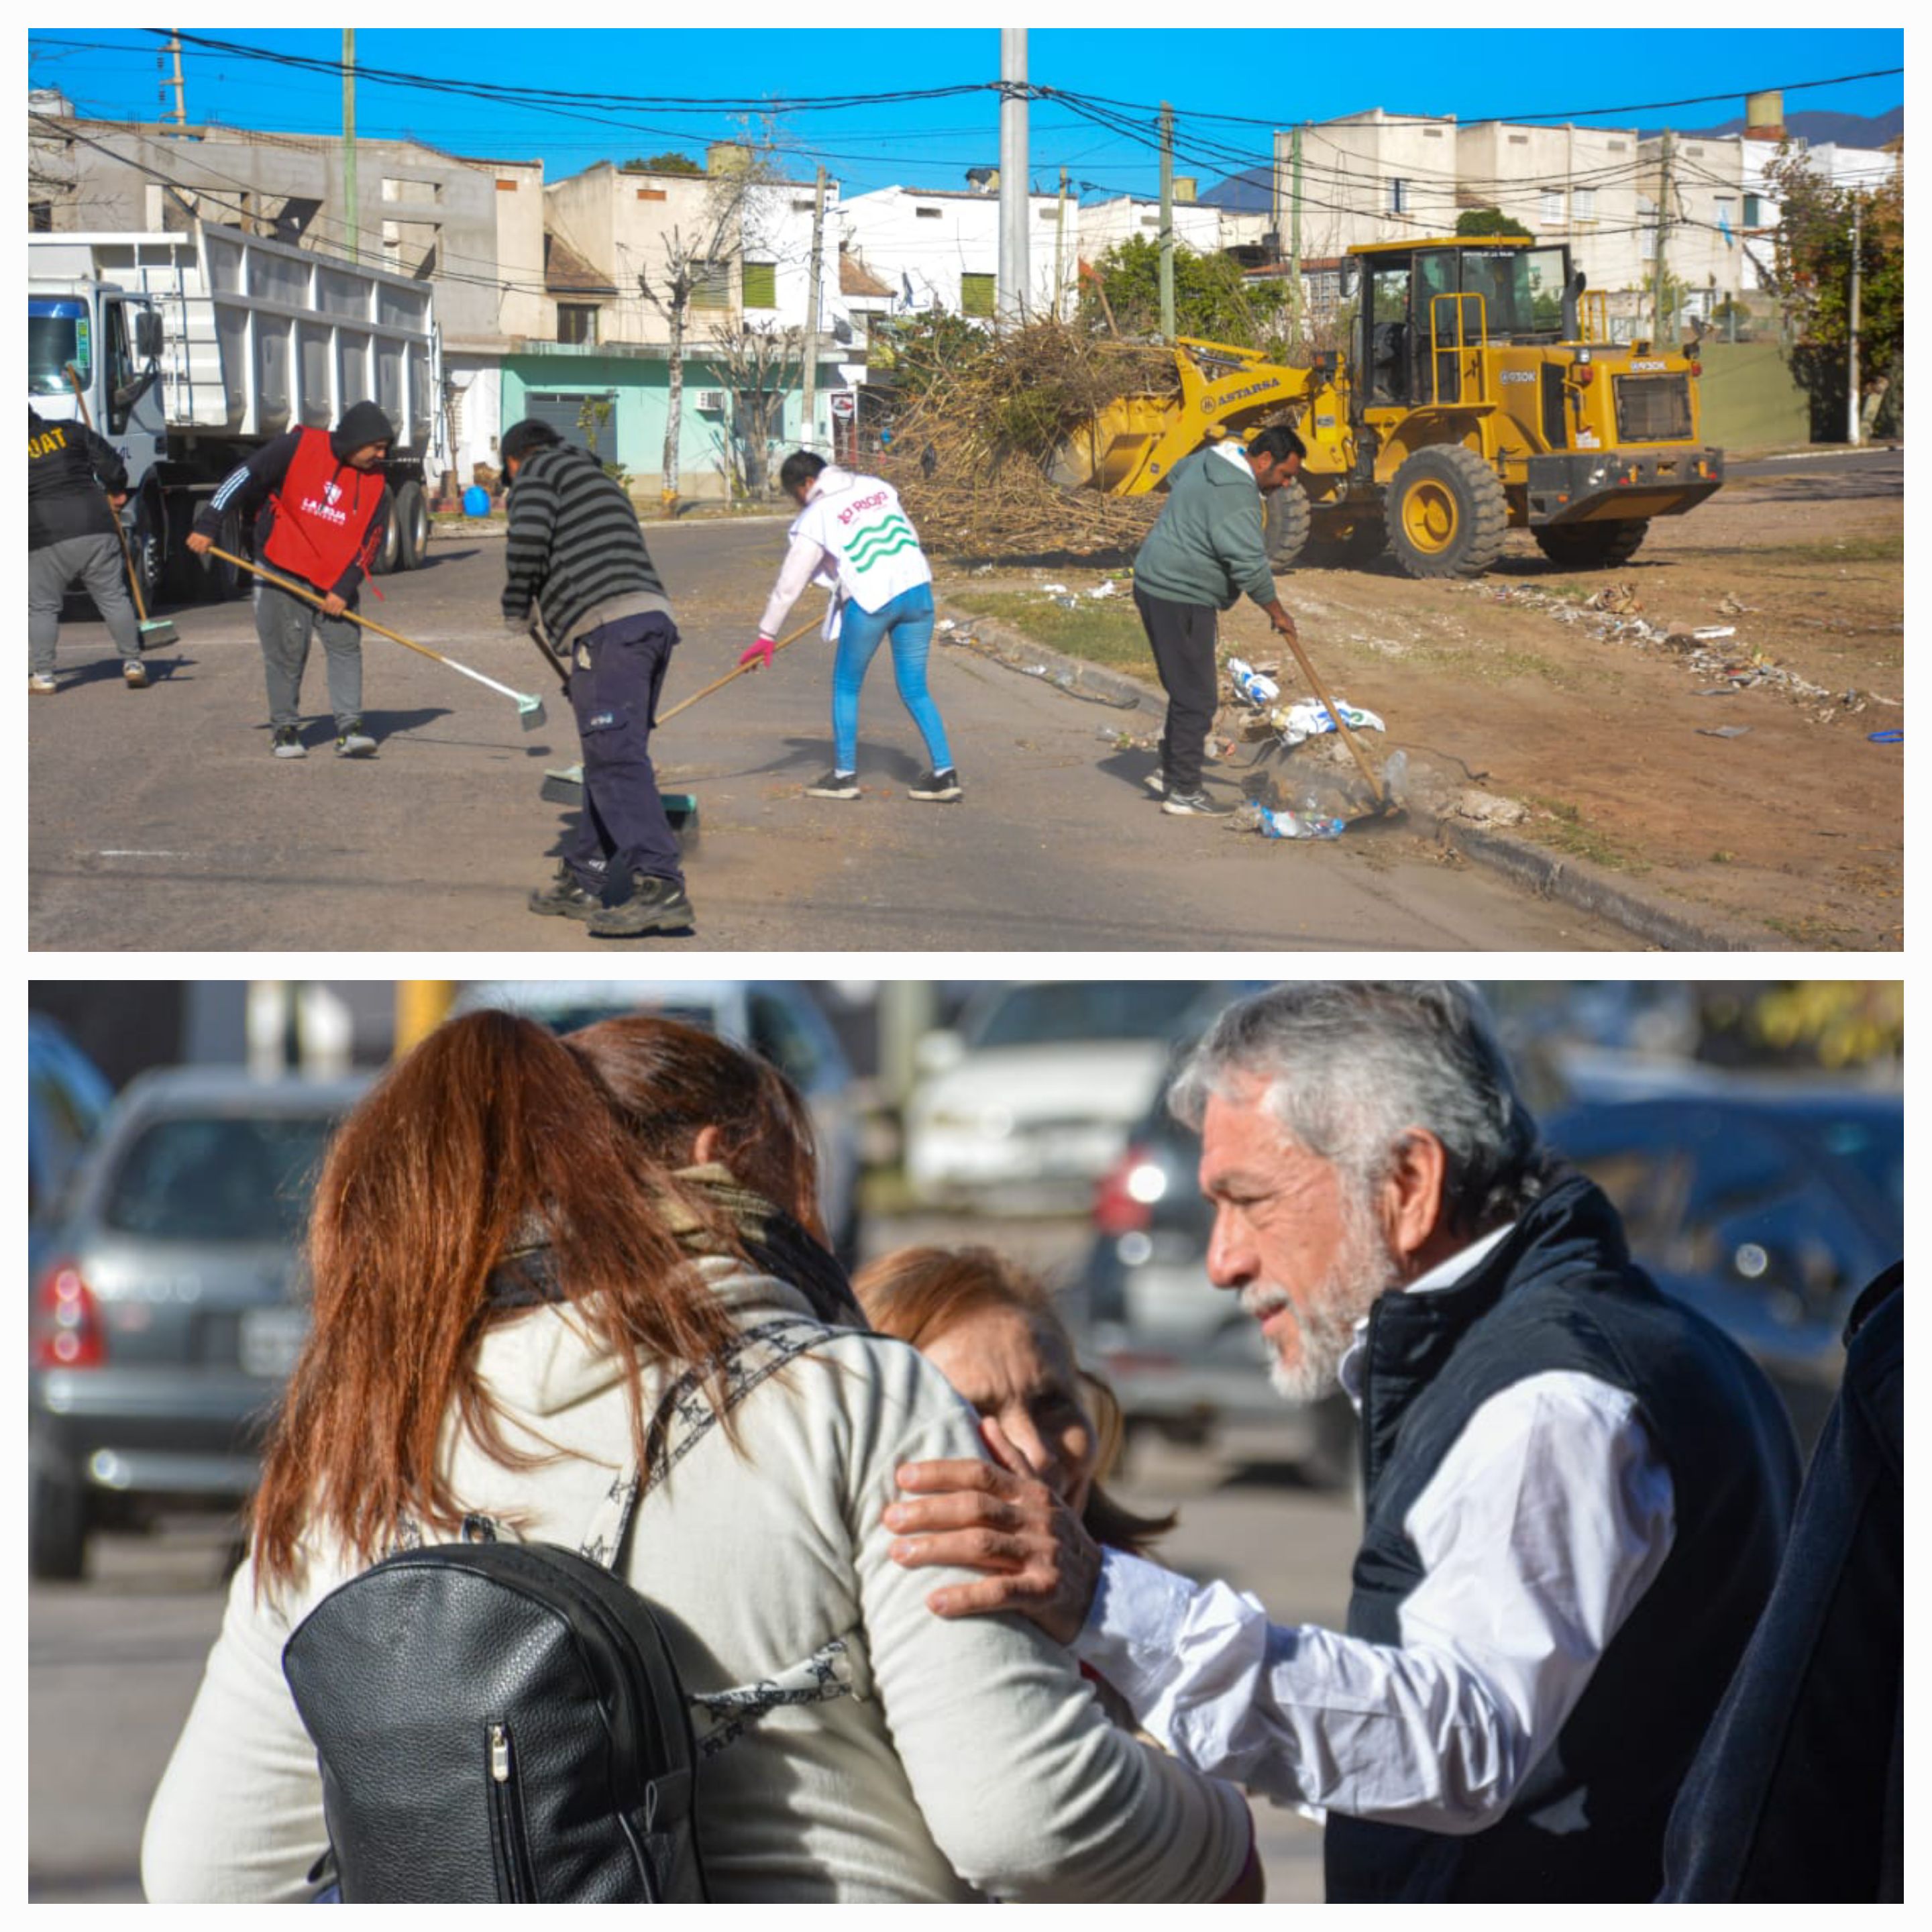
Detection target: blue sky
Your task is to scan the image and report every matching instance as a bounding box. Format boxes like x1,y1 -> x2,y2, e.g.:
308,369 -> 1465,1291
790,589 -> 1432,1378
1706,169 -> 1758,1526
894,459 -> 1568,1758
28,28 -> 1904,201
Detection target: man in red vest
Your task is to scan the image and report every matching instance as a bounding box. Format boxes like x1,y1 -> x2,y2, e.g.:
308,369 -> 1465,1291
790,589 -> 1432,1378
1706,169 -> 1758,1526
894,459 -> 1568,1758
189,402 -> 394,757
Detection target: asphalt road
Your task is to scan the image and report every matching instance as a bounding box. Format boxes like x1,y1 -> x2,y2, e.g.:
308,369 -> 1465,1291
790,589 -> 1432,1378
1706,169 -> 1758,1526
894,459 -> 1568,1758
29,520 -> 1627,953
28,1210 -> 1347,1904
1724,443 -> 1903,500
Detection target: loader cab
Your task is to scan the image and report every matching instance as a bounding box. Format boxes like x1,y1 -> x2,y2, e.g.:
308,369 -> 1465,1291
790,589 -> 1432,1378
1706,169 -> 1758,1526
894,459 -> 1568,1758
1348,239 -> 1576,408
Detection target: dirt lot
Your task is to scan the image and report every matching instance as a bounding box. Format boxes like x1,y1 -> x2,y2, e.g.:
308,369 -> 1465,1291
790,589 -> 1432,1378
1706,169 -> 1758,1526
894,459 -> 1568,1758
944,456 -> 1903,949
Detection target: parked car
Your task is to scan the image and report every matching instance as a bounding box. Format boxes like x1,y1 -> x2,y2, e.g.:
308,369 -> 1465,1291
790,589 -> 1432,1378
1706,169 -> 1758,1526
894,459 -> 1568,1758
1546,1088 -> 1902,1450
28,1068 -> 369,1580
904,980 -> 1262,1212
28,1014 -> 113,1226
1072,1093 -> 1357,1489
450,981 -> 863,1265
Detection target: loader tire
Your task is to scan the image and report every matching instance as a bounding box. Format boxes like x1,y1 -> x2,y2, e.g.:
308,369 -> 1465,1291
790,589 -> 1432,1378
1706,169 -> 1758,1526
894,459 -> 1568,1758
1385,445 -> 1509,580
1532,519 -> 1650,570
1264,480 -> 1312,566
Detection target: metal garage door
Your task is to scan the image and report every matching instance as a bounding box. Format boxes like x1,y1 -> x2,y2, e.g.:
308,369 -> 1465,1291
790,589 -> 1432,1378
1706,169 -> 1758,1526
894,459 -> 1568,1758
523,390 -> 619,451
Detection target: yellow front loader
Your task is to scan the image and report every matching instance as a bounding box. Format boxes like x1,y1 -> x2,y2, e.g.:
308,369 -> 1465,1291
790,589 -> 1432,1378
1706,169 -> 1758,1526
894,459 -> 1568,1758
1055,236 -> 1723,579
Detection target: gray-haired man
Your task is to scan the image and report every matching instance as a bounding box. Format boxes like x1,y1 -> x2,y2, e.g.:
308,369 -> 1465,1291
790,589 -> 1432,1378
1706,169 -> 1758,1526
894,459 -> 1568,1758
884,982 -> 1802,1902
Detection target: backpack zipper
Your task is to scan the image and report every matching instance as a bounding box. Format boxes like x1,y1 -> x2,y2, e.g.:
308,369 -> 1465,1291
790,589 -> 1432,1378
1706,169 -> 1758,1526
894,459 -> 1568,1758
486,1719 -> 536,1902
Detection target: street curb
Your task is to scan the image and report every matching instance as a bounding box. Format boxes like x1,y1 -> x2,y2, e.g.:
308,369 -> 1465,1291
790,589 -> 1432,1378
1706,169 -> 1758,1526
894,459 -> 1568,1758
938,593 -> 1788,954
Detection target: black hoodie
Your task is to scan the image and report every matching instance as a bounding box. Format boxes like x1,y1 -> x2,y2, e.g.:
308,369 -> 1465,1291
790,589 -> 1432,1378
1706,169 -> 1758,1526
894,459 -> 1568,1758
29,406 -> 130,551
191,404 -> 396,598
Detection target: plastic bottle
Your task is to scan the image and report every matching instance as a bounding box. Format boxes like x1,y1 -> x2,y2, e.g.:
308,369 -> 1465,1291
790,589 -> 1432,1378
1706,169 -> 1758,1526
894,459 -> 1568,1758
1226,657 -> 1280,707
1382,749 -> 1408,802
1259,806 -> 1344,841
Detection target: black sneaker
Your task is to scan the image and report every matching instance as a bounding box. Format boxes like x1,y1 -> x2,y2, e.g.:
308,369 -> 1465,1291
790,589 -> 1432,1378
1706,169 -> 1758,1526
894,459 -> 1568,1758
805,769 -> 861,800
335,718 -> 377,757
272,725 -> 306,759
588,875 -> 695,939
527,863 -> 606,922
1161,787 -> 1234,817
908,767 -> 962,802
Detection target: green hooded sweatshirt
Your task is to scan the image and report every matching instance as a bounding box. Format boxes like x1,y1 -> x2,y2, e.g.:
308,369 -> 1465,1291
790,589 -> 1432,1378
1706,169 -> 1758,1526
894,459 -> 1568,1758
1130,443 -> 1281,612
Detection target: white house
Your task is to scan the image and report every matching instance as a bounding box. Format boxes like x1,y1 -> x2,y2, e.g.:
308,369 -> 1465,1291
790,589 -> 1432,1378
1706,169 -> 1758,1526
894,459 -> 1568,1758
836,181 -> 1071,323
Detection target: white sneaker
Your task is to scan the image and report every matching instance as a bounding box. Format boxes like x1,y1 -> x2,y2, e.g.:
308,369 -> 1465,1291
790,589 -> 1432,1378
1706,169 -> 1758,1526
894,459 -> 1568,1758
122,659 -> 150,689
28,672 -> 57,696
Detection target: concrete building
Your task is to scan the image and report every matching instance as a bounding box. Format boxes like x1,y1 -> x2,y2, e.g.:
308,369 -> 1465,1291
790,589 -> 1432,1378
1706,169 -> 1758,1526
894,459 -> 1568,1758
1273,110 -> 1462,259
1638,131 -> 1749,325
836,181 -> 1070,324
1454,121 -> 1648,297
1075,190 -> 1225,266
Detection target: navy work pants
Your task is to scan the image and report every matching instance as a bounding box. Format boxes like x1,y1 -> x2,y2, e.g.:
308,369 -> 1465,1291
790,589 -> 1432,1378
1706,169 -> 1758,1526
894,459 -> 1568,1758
562,610 -> 683,896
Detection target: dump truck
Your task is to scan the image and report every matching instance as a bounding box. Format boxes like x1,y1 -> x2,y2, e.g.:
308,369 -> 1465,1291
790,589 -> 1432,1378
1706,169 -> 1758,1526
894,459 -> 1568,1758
1055,235 -> 1723,579
28,220 -> 443,602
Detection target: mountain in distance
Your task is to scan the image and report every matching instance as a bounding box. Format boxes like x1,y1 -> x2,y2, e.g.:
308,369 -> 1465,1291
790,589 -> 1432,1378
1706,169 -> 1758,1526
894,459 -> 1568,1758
1199,107 -> 1902,213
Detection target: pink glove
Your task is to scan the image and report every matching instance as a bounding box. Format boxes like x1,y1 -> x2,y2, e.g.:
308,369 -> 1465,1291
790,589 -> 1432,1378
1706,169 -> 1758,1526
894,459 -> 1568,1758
737,637 -> 776,672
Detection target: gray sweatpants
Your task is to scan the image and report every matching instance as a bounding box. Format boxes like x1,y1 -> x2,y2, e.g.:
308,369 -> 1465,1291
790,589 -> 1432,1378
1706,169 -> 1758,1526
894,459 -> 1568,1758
255,580 -> 363,731
29,533 -> 142,674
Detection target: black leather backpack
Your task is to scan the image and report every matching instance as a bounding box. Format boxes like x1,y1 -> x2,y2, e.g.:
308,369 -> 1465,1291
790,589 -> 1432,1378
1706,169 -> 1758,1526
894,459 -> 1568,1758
280,1318 -> 827,1902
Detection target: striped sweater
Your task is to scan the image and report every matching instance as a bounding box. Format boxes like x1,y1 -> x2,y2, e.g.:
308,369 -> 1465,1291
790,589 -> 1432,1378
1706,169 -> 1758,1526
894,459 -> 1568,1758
500,441 -> 673,646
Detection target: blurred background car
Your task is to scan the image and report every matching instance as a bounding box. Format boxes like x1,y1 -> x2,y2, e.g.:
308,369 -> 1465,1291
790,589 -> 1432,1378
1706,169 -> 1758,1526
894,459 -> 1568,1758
28,1014 -> 113,1226
904,979 -> 1260,1213
28,1067 -> 368,1580
451,980 -> 864,1266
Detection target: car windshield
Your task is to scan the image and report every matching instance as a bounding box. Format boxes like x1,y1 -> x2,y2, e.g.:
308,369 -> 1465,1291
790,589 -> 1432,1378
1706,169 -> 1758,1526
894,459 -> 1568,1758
967,981 -> 1206,1051
1458,247 -> 1568,335
103,1112 -> 341,1242
29,300 -> 92,398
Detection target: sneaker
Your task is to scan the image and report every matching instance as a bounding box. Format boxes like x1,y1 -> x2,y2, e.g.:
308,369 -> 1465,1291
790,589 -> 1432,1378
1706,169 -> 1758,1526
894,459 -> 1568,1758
122,659 -> 150,690
527,862 -> 606,922
335,718 -> 377,757
588,875 -> 695,939
29,673 -> 57,696
1143,767 -> 1168,797
272,725 -> 307,759
908,767 -> 962,802
805,769 -> 861,800
1161,787 -> 1234,818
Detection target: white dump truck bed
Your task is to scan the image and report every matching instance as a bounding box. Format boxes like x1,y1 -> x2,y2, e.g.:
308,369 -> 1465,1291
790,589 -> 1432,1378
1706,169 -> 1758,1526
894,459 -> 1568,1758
28,221 -> 437,453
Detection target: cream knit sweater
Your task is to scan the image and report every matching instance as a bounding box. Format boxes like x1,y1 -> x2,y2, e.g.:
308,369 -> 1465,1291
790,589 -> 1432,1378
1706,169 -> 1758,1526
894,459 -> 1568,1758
142,1262 -> 1250,1903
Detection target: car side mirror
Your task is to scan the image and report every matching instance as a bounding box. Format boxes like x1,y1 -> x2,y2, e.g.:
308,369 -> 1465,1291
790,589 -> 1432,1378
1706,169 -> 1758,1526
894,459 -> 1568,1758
1339,262 -> 1360,303
136,309 -> 164,360
914,1029 -> 965,1077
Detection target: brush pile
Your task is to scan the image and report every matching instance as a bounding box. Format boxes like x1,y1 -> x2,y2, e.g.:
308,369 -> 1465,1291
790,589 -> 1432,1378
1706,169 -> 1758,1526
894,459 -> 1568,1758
877,319 -> 1179,562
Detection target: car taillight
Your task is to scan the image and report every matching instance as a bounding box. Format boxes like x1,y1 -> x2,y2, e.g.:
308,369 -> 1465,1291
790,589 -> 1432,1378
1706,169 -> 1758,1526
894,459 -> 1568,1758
1093,1144 -> 1169,1236
32,1261 -> 107,1369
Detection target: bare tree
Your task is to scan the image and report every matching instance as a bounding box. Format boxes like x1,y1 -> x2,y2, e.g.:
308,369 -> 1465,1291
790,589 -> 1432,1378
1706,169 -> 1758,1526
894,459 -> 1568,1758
706,319 -> 802,500
633,127 -> 784,519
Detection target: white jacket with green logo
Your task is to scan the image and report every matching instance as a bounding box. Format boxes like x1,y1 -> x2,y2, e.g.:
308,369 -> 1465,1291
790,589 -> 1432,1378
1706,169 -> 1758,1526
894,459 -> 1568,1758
758,466 -> 933,641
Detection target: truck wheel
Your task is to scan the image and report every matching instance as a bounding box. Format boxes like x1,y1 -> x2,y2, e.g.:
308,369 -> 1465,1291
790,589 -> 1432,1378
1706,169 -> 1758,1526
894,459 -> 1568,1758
1303,513 -> 1388,571
1264,481 -> 1311,566
1385,445 -> 1509,580
131,487 -> 168,607
30,1466 -> 89,1581
199,505 -> 247,602
1532,520 -> 1650,570
393,480 -> 429,570
161,489 -> 203,602
369,501 -> 404,577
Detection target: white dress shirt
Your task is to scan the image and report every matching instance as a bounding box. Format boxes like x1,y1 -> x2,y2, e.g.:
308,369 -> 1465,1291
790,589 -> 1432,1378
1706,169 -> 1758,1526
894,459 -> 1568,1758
1072,1227 -> 1678,1833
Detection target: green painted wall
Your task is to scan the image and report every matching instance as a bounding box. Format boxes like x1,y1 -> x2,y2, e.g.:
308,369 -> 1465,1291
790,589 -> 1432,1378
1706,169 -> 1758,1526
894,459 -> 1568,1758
1695,340 -> 1811,453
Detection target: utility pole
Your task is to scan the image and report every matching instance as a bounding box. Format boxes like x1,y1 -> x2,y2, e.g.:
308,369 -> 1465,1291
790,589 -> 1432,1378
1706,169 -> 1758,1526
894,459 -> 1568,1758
997,30 -> 1028,327
1053,166 -> 1069,319
1289,123 -> 1304,347
1650,128 -> 1671,340
342,30 -> 358,264
1158,101 -> 1175,342
165,32 -> 187,126
1847,193 -> 1864,447
802,164 -> 826,456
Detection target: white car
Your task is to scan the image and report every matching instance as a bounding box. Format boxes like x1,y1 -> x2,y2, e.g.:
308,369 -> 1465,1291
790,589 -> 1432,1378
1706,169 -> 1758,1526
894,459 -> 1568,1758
451,981 -> 862,1264
904,981 -> 1257,1212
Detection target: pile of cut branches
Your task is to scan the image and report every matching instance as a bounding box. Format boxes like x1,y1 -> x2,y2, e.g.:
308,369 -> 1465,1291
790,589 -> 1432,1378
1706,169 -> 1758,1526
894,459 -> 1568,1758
877,318 -> 1179,562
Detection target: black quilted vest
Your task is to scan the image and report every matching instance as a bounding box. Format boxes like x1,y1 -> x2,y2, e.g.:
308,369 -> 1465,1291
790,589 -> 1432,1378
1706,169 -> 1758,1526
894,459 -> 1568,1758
1324,1172 -> 1801,1903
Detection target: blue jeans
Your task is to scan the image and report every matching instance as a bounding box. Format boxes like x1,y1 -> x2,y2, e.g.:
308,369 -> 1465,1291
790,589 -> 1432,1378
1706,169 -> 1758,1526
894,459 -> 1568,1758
831,583 -> 952,773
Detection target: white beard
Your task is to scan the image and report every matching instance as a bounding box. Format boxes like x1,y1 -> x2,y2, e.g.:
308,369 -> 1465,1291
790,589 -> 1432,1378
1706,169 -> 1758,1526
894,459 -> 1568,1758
1242,1197 -> 1401,1406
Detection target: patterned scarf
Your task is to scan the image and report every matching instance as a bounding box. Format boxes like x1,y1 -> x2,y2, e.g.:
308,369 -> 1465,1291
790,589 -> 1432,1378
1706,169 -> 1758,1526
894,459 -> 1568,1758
484,1163 -> 867,1331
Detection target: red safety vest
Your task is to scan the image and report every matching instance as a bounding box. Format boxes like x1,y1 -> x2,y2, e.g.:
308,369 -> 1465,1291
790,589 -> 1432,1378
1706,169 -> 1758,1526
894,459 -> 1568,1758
264,427 -> 384,589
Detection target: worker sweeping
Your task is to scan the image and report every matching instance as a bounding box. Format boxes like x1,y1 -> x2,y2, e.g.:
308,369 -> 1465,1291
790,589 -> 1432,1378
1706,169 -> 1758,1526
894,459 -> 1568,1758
1130,424 -> 1305,817
28,407 -> 150,694
498,417 -> 694,941
186,402 -> 393,758
739,451 -> 959,803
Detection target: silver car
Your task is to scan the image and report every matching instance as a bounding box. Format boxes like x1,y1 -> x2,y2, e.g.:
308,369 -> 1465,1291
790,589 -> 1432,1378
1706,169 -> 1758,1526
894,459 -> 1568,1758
28,1067 -> 368,1580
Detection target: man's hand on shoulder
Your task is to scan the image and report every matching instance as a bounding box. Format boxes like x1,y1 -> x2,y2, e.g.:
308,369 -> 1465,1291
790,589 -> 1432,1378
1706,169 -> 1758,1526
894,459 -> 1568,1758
883,1415 -> 1103,1645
